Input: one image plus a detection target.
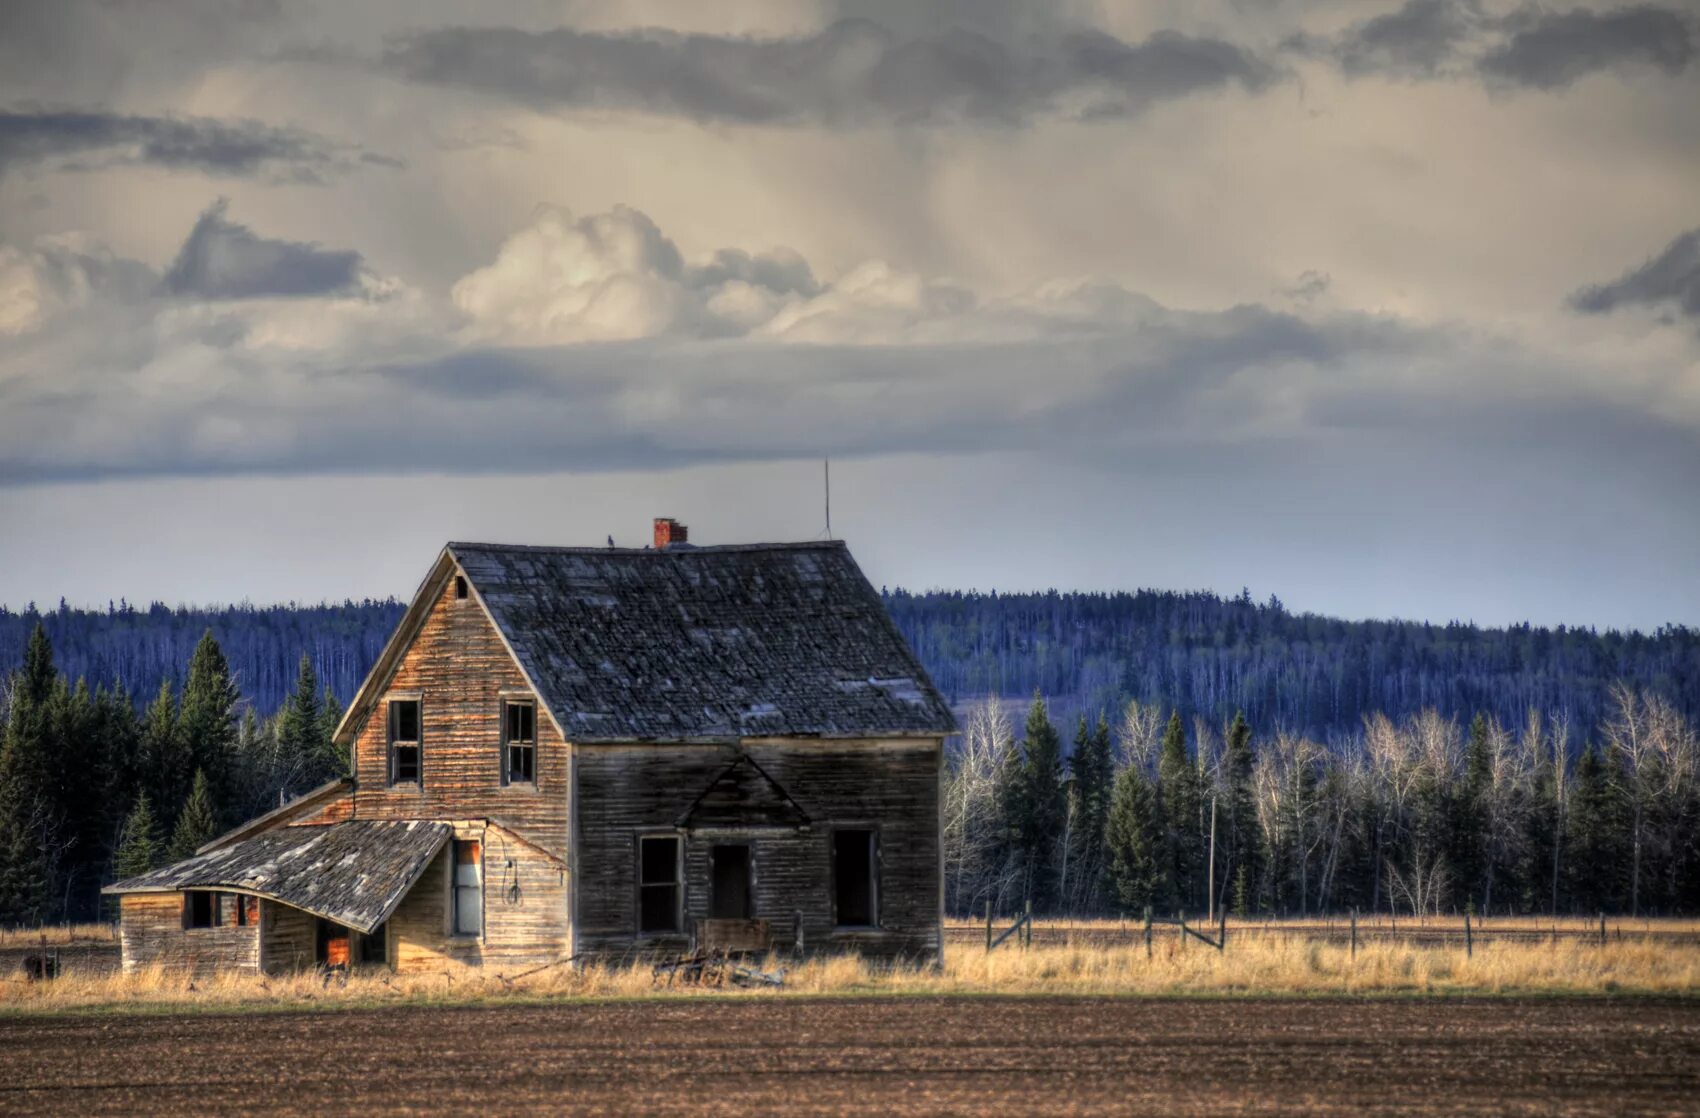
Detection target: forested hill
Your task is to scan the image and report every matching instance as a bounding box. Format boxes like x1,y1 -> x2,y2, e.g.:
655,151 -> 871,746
884,590 -> 1699,741
2,590 -> 1696,742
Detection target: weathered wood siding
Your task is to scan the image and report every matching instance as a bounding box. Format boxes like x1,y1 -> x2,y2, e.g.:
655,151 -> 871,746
119,893 -> 259,973
260,901 -> 317,974
389,822 -> 569,974
573,740 -> 942,960
350,576 -> 568,857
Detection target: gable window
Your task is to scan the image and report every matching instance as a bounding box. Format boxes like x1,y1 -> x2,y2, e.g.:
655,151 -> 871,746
452,840 -> 482,937
637,835 -> 682,934
502,700 -> 536,786
833,829 -> 879,928
454,575 -> 468,600
388,698 -> 421,786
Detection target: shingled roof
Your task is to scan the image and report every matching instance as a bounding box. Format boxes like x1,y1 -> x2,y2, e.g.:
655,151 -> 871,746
447,540 -> 957,742
103,820 -> 451,934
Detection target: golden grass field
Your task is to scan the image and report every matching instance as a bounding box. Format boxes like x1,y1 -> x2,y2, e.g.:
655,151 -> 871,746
3,916 -> 1698,1014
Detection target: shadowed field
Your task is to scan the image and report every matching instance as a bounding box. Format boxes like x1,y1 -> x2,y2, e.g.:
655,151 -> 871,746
3,997 -> 1697,1116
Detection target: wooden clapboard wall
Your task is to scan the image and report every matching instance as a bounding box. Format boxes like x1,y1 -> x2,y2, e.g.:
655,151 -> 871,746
572,739 -> 942,960
120,894 -> 260,973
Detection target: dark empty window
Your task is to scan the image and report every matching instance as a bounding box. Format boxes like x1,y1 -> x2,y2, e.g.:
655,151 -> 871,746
833,829 -> 878,927
186,890 -> 216,928
710,844 -> 752,919
454,575 -> 468,599
638,836 -> 681,934
389,699 -> 421,786
502,700 -> 535,786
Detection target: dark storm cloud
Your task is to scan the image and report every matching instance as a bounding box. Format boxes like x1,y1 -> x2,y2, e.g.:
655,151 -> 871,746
1569,228 -> 1700,321
1330,0 -> 1480,78
0,107 -> 396,182
381,19 -> 1275,127
1298,1 -> 1695,88
1480,4 -> 1695,88
162,200 -> 365,299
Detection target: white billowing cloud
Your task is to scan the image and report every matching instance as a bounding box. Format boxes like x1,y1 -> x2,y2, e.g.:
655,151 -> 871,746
451,205 -> 825,343
0,234 -> 153,336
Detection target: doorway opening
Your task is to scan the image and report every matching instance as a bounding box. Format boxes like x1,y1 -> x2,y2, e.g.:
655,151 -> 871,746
710,844 -> 752,919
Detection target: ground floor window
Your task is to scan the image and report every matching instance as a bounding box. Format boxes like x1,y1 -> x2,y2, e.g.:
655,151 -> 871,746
184,890 -> 254,928
710,844 -> 753,919
638,835 -> 682,934
833,829 -> 878,928
452,840 -> 482,937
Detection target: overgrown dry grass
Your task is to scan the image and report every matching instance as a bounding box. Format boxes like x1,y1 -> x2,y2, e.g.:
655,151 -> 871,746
0,923 -> 116,948
4,929 -> 1697,1015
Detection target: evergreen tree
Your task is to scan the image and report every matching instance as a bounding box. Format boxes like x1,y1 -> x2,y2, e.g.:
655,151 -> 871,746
0,623 -> 60,925
113,794 -> 162,881
179,631 -> 240,825
167,770 -> 219,862
141,677 -> 187,826
1453,712 -> 1492,908
1005,692 -> 1067,910
1106,764 -> 1167,912
1157,711 -> 1204,912
316,684 -> 347,780
1568,746 -> 1628,912
275,654 -> 324,793
1221,711 -> 1260,915
1065,713 -> 1114,912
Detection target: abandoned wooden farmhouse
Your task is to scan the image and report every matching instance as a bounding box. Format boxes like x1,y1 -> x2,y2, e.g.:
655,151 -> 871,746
104,520 -> 957,974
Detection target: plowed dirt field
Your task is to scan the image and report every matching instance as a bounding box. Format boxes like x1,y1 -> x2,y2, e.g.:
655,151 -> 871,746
3,996 -> 1696,1116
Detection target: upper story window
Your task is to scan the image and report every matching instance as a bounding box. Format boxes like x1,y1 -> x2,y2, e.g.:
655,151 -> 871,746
388,698 -> 421,786
502,699 -> 536,786
454,575 -> 468,600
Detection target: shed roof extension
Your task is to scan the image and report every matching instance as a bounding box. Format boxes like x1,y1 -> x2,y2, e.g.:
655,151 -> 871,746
103,820 -> 451,934
448,540 -> 957,742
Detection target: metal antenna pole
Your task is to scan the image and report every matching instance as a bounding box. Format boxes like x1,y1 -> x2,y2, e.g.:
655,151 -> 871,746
824,458 -> 831,539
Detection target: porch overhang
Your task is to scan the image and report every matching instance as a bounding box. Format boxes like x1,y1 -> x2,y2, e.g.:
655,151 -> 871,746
103,820 -> 452,935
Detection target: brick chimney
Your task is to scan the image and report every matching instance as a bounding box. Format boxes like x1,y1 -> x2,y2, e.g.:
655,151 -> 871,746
653,517 -> 688,549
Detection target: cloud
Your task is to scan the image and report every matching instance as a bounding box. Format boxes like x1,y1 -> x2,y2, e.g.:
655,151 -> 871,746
0,107 -> 396,182
1480,4 -> 1696,89
381,19 -> 1275,127
1330,0 -> 1482,79
163,200 -> 368,300
1569,228 -> 1700,322
1296,1 -> 1696,88
0,235 -> 155,336
3,200 -> 1691,492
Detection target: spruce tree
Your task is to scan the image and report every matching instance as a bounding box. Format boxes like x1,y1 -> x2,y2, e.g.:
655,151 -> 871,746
141,677 -> 187,826
0,623 -> 59,924
316,685 -> 347,781
275,654 -> 324,793
1066,714 -> 1114,912
168,770 -> 219,862
179,631 -> 240,825
1157,711 -> 1204,913
1006,692 -> 1067,910
1568,745 -> 1629,912
1106,764 -> 1167,912
113,794 -> 162,881
1222,711 -> 1260,915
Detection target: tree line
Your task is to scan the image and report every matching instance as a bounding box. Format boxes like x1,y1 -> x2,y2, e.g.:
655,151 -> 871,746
886,588 -> 1699,743
0,624 -> 346,925
946,688 -> 1700,920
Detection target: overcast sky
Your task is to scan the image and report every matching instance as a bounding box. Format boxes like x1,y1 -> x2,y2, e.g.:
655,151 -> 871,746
1,0 -> 1697,630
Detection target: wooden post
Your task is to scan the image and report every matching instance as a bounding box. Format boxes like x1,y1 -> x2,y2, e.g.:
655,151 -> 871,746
1143,906 -> 1153,960
1599,911 -> 1607,948
1023,899 -> 1032,949
985,903 -> 993,953
1350,907 -> 1358,959
1207,796 -> 1218,926
1217,910 -> 1226,953
1464,911 -> 1473,959
794,909 -> 805,957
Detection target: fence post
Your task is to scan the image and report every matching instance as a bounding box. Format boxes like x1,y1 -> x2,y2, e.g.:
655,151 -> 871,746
1599,912 -> 1607,948
1217,910 -> 1226,953
1464,911 -> 1473,959
1023,900 -> 1032,949
985,903 -> 993,953
1143,906 -> 1153,960
1350,908 -> 1358,959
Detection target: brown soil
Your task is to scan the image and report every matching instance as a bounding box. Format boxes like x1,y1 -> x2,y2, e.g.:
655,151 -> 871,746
2,996 -> 1696,1116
